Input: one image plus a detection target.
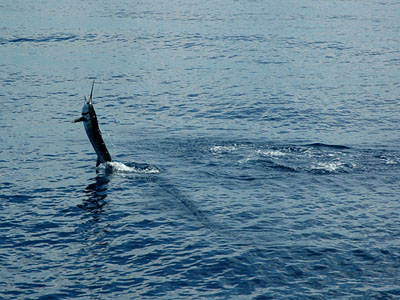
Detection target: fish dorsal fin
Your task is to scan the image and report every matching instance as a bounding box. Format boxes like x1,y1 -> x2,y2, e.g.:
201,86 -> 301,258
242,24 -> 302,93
89,79 -> 95,104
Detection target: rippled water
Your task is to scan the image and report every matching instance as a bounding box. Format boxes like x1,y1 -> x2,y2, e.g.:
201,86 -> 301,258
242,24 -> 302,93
1,0 -> 400,299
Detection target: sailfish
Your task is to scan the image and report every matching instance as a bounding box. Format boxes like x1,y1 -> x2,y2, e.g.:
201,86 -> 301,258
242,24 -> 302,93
73,80 -> 112,167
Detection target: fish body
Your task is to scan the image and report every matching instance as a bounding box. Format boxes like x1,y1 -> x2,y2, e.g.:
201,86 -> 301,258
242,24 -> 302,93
74,80 -> 112,167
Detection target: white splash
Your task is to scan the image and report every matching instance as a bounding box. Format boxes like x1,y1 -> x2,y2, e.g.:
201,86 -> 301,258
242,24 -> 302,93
312,161 -> 343,172
311,160 -> 356,172
385,159 -> 396,165
104,161 -> 161,174
210,145 -> 238,153
256,149 -> 286,157
238,156 -> 253,164
380,156 -> 397,165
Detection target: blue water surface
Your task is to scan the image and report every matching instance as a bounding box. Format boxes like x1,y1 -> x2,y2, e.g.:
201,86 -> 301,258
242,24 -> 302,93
1,0 -> 400,299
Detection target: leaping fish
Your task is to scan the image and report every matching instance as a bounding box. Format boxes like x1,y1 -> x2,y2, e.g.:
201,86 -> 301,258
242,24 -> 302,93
74,80 -> 112,167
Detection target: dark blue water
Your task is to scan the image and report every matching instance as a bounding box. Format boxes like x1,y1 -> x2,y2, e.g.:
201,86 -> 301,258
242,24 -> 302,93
1,0 -> 400,299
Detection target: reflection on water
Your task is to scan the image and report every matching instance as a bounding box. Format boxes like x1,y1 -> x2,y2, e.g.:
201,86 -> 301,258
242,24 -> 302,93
76,174 -> 112,258
78,175 -> 110,217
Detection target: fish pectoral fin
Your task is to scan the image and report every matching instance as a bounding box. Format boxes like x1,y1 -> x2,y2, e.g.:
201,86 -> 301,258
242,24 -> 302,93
73,117 -> 85,123
96,158 -> 102,167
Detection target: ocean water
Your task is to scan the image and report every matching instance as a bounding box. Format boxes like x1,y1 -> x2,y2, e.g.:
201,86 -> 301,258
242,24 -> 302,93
1,0 -> 400,299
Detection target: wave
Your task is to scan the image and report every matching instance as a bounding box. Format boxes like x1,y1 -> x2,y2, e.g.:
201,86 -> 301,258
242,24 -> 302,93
205,140 -> 400,177
256,149 -> 286,157
1,33 -> 78,45
242,156 -> 299,173
305,143 -> 351,150
246,157 -> 355,175
234,143 -> 357,174
310,161 -> 356,174
210,144 -> 238,154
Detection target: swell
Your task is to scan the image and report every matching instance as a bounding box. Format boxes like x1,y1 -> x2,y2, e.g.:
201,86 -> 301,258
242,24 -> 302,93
206,140 -> 400,177
1,33 -> 79,45
305,143 -> 351,150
